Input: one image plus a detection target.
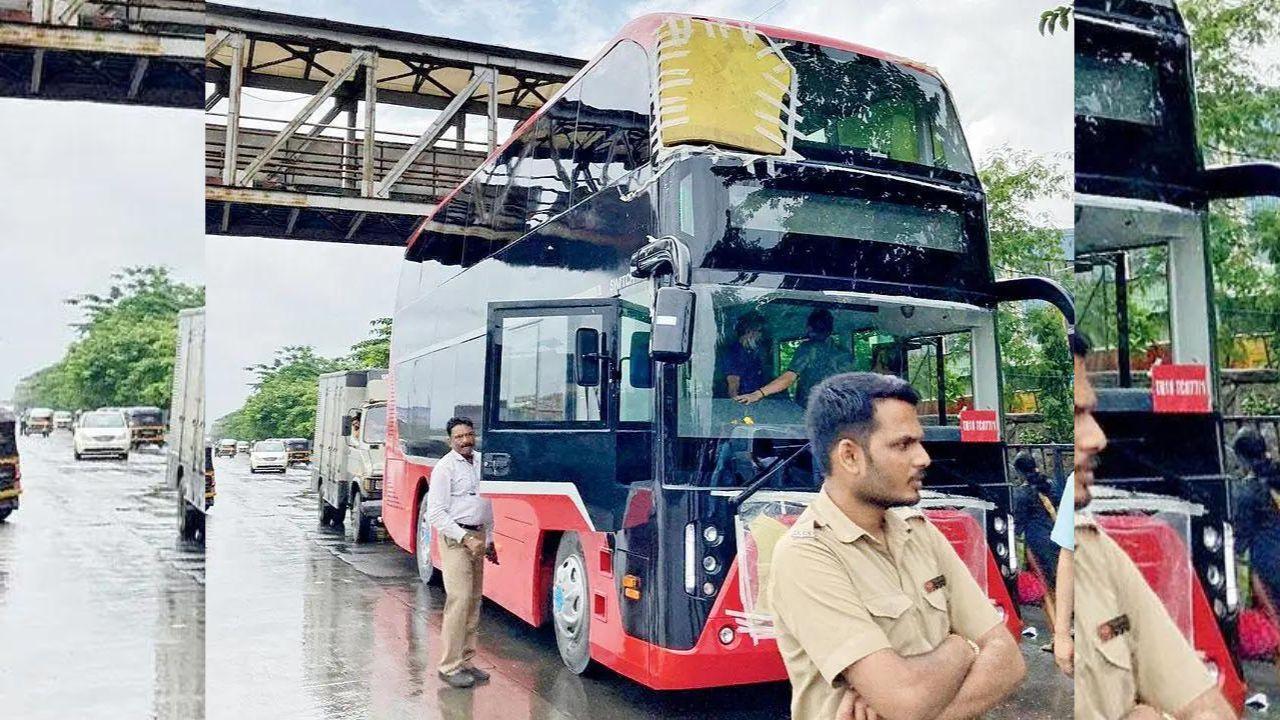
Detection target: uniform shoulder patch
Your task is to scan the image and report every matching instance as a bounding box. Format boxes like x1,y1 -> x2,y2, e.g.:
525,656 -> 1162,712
788,522 -> 817,539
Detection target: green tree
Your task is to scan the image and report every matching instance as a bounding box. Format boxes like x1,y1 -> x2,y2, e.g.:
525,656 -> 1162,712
231,346 -> 345,441
1182,0 -> 1280,372
979,148 -> 1073,442
344,318 -> 392,369
13,266 -> 203,411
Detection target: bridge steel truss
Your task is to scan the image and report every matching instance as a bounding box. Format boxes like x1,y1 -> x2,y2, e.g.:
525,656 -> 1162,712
204,3 -> 585,247
0,0 -> 203,107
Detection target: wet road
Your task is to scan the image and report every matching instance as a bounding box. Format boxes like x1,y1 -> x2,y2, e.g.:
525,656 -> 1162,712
0,431 -> 204,720
208,455 -> 1070,720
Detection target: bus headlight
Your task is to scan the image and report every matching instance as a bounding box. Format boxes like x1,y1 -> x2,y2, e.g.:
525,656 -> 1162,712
1224,523 -> 1239,610
1203,526 -> 1222,552
702,581 -> 717,597
993,516 -> 1006,533
1206,565 -> 1224,590
684,524 -> 696,594
718,626 -> 736,645
703,555 -> 721,575
1213,598 -> 1227,619
703,525 -> 723,547
995,542 -> 1009,559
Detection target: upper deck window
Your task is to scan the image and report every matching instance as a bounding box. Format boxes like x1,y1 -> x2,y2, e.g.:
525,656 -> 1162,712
653,19 -> 974,179
781,43 -> 975,176
1076,50 -> 1160,126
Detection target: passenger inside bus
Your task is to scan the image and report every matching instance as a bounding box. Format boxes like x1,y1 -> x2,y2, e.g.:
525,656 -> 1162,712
724,311 -> 769,398
735,308 -> 852,408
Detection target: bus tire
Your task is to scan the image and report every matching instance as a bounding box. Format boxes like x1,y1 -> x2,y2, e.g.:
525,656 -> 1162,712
0,508 -> 11,523
416,492 -> 437,585
552,532 -> 592,674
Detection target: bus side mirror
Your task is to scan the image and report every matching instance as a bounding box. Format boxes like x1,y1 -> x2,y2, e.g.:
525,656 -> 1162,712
650,287 -> 695,363
629,331 -> 653,389
575,327 -> 601,387
341,417 -> 352,437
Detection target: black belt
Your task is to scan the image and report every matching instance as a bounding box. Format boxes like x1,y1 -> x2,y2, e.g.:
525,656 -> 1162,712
459,523 -> 483,532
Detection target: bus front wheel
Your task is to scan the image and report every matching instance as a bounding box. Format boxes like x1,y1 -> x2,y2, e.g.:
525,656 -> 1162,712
552,533 -> 592,674
416,493 -> 437,584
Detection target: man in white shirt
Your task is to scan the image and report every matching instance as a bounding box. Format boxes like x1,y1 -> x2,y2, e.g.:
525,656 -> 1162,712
426,417 -> 495,688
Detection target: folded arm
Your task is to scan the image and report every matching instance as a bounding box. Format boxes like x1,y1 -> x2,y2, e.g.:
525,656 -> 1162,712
934,624 -> 1026,720
841,634 -> 975,720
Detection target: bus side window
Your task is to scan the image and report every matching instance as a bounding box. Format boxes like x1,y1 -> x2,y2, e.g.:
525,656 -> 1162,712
576,40 -> 651,191
620,315 -> 653,422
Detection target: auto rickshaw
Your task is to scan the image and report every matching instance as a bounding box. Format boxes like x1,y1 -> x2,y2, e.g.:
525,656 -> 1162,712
0,408 -> 20,522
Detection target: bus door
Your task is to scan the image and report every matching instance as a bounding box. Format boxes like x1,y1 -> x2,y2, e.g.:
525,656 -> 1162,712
482,298 -> 659,673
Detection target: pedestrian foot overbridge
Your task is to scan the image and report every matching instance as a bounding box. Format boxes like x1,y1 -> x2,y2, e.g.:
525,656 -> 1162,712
0,0 -> 203,107
203,2 -> 584,247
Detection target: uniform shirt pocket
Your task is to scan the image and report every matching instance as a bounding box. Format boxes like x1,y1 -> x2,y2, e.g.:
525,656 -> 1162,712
864,592 -> 914,647
1093,634 -> 1139,709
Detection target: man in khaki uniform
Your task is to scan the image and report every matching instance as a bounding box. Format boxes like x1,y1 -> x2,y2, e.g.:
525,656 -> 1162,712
426,417 -> 497,689
769,372 -> 1025,720
1071,333 -> 1233,719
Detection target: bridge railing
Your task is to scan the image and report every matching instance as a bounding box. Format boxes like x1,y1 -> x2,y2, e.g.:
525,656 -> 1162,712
205,114 -> 489,203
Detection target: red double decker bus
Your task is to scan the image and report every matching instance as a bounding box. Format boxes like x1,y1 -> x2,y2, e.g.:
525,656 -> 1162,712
383,13 -> 1071,689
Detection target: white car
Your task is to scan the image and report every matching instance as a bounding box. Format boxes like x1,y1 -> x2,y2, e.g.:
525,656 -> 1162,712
52,411 -> 72,430
249,439 -> 288,474
73,411 -> 130,460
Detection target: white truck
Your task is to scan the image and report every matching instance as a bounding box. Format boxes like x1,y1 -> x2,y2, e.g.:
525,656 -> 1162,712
313,369 -> 387,543
167,307 -> 211,543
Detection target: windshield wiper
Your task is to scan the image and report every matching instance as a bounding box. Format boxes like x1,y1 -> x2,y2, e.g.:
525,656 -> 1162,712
729,443 -> 811,510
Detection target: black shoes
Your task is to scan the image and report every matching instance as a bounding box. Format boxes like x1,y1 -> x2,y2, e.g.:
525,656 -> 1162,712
464,666 -> 490,683
438,669 -> 475,688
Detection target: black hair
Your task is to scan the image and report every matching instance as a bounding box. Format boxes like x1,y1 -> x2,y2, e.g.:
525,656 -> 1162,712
805,372 -> 920,476
806,308 -> 835,339
1234,427 -> 1269,464
1070,329 -> 1091,359
1013,450 -> 1039,476
871,343 -> 905,374
446,417 -> 474,436
735,311 -> 766,337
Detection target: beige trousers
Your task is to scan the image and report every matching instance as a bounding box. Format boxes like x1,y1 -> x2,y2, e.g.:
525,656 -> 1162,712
438,530 -> 485,675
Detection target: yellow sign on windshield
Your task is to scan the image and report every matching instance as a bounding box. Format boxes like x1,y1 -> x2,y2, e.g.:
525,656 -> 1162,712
654,17 -> 796,156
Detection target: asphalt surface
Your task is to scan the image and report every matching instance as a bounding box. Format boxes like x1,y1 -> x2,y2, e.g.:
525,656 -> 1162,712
0,431 -> 204,719
207,454 -> 1070,720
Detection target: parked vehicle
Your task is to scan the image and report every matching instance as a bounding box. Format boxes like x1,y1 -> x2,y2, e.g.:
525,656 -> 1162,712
314,370 -> 386,543
73,410 -> 130,460
1071,0 -> 1280,708
168,308 -> 211,542
249,439 -> 287,474
126,406 -> 166,449
52,411 -> 72,430
383,13 -> 1069,686
23,408 -> 53,436
0,407 -> 20,522
283,437 -> 311,465
216,439 -> 237,457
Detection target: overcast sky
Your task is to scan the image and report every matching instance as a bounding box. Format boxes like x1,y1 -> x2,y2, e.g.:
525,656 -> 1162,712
0,100 -> 204,402
205,0 -> 1075,419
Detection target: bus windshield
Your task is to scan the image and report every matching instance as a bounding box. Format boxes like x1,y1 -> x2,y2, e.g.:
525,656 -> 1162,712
780,42 -> 974,176
678,285 -> 986,441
